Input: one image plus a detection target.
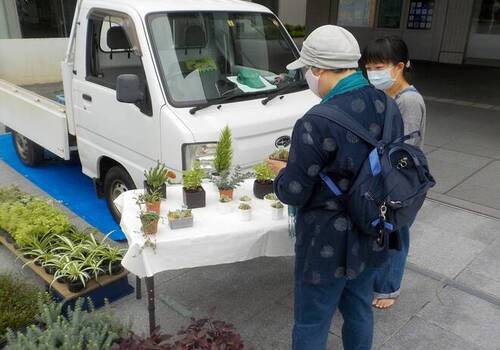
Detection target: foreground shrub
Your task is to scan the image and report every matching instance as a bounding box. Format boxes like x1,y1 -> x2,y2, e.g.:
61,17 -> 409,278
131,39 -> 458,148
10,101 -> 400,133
0,274 -> 49,340
6,298 -> 124,350
113,318 -> 246,350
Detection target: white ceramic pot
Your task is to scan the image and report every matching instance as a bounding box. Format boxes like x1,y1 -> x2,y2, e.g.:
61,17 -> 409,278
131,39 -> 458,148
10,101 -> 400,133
271,206 -> 284,220
218,202 -> 232,214
239,209 -> 252,221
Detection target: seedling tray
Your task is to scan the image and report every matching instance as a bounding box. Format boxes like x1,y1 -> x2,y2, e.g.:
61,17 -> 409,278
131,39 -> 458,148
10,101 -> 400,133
0,232 -> 133,309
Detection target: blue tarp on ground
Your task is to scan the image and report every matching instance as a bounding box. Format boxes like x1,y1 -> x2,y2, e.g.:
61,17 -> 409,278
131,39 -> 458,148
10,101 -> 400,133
0,133 -> 126,241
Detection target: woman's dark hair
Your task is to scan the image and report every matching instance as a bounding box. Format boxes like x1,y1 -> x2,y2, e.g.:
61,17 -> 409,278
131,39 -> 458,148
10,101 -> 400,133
361,36 -> 410,68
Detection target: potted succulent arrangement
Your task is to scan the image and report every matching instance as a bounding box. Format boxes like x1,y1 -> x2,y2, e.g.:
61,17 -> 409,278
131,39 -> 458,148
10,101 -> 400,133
182,161 -> 206,209
270,201 -> 285,220
239,195 -> 252,206
218,195 -> 233,214
238,203 -> 252,221
144,162 -> 176,199
253,162 -> 276,199
140,211 -> 160,235
269,146 -> 289,162
168,208 -> 194,230
264,192 -> 278,203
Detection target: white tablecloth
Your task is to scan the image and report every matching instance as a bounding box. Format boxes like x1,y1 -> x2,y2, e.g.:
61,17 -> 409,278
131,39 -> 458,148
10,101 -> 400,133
114,180 -> 294,278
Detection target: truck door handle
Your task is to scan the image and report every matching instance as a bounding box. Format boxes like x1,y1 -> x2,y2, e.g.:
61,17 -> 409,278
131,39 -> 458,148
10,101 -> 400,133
82,94 -> 92,102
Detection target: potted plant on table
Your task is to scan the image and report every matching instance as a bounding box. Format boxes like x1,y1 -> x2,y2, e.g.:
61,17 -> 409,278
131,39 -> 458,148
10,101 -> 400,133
238,203 -> 252,221
213,126 -> 233,176
239,195 -> 252,205
264,193 -> 278,203
218,195 -> 233,214
144,162 -> 176,199
269,147 -> 289,162
270,201 -> 285,220
182,161 -> 206,209
253,162 -> 276,199
210,166 -> 250,200
140,211 -> 160,236
168,209 -> 194,230
137,189 -> 162,214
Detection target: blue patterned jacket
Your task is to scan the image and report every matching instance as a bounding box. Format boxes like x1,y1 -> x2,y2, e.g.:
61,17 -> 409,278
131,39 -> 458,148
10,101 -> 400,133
274,84 -> 404,285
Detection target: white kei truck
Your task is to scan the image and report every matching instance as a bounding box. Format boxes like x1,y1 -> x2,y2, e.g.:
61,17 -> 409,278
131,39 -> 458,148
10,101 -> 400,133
0,0 -> 318,222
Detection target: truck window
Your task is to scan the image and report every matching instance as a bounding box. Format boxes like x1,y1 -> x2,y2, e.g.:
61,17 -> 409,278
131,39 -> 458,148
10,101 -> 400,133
147,12 -> 305,108
86,13 -> 145,91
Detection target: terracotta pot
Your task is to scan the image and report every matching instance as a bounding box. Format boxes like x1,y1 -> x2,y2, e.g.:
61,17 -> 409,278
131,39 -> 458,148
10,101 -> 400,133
219,188 -> 234,200
146,201 -> 161,214
142,218 -> 159,235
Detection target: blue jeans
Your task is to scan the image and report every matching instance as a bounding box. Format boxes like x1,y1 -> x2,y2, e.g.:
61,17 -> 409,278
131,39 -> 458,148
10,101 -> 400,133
292,268 -> 377,350
373,225 -> 410,299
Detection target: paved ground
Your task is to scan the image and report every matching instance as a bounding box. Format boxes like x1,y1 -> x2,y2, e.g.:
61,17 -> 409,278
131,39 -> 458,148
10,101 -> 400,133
1,63 -> 500,349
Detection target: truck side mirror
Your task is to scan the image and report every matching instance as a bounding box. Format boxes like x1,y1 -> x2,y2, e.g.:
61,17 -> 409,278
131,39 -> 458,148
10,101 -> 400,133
116,74 -> 144,103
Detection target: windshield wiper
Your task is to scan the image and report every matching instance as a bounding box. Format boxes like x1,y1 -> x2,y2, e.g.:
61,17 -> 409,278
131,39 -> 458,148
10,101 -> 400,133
189,92 -> 245,115
261,80 -> 308,106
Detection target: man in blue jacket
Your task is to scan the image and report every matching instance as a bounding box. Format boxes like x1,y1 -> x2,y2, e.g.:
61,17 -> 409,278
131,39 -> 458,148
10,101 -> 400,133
268,25 -> 404,350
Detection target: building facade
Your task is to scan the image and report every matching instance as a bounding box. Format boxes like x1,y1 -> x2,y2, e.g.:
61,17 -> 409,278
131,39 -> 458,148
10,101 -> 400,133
0,0 -> 78,39
305,0 -> 500,66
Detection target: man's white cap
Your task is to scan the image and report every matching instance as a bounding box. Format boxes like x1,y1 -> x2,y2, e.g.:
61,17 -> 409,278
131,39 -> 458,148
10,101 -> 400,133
287,25 -> 361,70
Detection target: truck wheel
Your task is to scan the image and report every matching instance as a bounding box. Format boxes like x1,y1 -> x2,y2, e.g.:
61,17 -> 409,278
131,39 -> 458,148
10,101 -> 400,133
11,131 -> 44,167
104,166 -> 136,223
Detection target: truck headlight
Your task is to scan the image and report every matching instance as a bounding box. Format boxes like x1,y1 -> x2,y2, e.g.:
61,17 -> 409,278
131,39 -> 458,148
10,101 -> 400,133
182,142 -> 218,172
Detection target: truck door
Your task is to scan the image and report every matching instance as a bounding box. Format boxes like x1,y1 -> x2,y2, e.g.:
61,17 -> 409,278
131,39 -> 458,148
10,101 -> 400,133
71,8 -> 161,187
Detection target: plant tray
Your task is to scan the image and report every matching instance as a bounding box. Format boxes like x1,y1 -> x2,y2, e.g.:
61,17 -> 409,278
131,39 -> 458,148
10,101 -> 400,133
168,216 -> 194,230
0,232 -> 133,308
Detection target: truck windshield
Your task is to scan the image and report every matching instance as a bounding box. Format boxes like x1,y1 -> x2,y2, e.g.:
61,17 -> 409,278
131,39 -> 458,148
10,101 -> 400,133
147,12 -> 305,107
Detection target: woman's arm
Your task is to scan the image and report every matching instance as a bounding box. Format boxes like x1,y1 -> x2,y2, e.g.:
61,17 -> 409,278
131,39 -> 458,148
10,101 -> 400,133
273,117 -> 333,208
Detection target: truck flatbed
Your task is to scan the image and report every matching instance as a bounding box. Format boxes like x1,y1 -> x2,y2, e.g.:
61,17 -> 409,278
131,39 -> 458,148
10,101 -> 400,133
21,82 -> 64,104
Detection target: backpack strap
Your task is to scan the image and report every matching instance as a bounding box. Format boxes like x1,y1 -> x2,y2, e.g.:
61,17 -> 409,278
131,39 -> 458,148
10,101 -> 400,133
382,94 -> 397,144
310,104 -> 379,147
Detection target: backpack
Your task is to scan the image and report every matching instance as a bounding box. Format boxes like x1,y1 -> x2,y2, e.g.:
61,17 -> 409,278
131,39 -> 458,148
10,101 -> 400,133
310,96 -> 436,249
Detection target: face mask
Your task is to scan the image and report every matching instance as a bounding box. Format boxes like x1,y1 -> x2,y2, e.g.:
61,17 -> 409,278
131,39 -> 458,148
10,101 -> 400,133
367,68 -> 395,90
305,68 -> 321,97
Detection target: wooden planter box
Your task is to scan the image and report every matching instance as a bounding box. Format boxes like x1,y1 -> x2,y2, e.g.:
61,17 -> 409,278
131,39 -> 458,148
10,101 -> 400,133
0,232 -> 133,309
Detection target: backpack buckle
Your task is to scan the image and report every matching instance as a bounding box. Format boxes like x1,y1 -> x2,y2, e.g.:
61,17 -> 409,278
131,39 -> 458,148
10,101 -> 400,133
376,141 -> 386,155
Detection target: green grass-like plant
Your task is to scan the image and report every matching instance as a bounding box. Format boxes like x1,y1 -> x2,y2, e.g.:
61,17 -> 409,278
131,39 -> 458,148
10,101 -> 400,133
213,126 -> 233,174
183,161 -> 205,191
253,162 -> 276,183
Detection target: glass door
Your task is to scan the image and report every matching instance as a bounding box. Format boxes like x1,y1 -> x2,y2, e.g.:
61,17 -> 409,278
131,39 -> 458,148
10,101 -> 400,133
466,0 -> 500,61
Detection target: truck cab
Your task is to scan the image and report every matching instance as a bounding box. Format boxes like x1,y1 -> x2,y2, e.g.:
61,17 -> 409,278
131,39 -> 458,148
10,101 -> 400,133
0,0 -> 319,221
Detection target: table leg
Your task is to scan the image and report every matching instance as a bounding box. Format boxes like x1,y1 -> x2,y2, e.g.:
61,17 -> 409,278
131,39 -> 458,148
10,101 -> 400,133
145,276 -> 156,334
136,276 -> 142,299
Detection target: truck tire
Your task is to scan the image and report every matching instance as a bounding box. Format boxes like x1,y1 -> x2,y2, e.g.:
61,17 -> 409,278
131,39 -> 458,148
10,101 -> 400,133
104,166 -> 136,223
11,131 -> 44,167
